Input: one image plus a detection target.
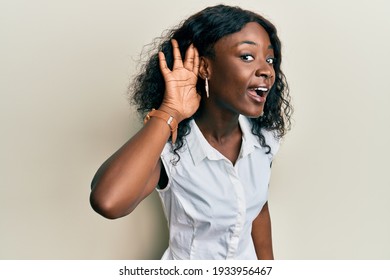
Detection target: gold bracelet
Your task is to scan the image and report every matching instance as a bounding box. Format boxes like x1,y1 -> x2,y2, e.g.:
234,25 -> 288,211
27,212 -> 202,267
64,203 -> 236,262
144,109 -> 178,144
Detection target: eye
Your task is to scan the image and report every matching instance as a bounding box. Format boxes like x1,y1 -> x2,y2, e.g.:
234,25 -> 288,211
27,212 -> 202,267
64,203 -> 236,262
240,54 -> 255,62
266,57 -> 276,65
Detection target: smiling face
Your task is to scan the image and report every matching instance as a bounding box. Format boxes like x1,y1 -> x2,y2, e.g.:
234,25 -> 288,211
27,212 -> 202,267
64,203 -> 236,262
203,22 -> 276,118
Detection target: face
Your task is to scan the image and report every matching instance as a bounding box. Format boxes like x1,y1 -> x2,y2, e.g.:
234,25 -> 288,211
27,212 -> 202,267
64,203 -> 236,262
204,22 -> 276,118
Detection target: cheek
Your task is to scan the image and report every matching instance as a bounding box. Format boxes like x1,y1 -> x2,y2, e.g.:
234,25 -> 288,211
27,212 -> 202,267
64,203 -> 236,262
270,68 -> 276,85
211,63 -> 246,88
271,75 -> 276,86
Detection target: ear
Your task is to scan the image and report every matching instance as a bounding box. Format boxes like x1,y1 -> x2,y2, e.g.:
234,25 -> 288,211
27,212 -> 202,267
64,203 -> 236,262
199,57 -> 211,79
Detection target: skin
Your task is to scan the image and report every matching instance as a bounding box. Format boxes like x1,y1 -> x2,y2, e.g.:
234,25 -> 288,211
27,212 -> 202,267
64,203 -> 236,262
196,22 -> 276,163
196,22 -> 276,260
90,40 -> 200,219
90,22 -> 276,259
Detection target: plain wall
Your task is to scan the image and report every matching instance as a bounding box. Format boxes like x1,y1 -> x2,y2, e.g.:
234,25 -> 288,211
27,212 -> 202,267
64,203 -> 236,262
1,0 -> 389,259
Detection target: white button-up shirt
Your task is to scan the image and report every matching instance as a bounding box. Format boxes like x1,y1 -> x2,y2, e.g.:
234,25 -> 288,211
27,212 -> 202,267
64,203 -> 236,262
158,115 -> 279,259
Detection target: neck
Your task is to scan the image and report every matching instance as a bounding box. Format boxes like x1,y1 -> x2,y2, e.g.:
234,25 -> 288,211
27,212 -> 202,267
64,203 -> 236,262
194,106 -> 241,143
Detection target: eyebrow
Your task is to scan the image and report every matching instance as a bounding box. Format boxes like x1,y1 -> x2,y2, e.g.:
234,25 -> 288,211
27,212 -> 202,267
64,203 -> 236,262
236,40 -> 273,49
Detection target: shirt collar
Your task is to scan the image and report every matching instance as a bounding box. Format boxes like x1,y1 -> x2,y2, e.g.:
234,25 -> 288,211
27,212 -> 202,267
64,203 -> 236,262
239,115 -> 262,158
186,115 -> 261,166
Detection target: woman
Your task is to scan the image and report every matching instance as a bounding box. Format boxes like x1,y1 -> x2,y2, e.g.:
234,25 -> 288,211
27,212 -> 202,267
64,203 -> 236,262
90,4 -> 292,260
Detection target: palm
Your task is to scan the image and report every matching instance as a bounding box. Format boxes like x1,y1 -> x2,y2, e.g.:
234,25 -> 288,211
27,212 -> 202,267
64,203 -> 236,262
159,40 -> 201,120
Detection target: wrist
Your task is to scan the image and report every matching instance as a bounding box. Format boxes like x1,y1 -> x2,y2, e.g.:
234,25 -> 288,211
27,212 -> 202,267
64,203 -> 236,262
158,104 -> 184,124
144,108 -> 179,144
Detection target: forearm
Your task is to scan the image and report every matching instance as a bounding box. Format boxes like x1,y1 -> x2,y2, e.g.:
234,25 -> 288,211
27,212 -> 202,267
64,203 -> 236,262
251,202 -> 274,260
90,116 -> 171,219
90,39 -> 200,219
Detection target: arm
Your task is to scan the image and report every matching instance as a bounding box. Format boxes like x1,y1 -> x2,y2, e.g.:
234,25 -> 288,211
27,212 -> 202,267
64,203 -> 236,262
90,118 -> 171,219
90,40 -> 200,219
251,201 -> 274,260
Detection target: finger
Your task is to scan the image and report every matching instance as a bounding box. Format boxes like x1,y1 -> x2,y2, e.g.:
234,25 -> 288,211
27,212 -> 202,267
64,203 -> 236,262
183,44 -> 195,70
158,51 -> 171,76
192,47 -> 200,76
171,39 -> 184,69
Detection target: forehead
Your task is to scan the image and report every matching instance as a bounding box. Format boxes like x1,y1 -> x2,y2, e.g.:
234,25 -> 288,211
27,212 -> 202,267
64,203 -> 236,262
216,22 -> 272,49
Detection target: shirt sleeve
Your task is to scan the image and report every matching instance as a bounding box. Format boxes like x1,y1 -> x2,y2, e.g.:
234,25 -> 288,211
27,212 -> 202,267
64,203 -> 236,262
158,142 -> 174,191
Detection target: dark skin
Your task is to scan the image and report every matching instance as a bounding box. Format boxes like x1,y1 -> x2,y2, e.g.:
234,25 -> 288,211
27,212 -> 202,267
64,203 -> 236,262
90,22 -> 275,259
196,22 -> 276,259
196,22 -> 275,164
90,41 -> 199,218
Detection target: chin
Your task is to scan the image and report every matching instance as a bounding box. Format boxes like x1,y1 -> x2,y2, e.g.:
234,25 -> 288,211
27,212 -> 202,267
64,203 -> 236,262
243,108 -> 264,119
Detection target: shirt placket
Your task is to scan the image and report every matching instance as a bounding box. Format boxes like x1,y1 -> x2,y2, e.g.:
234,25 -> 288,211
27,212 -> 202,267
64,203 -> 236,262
225,161 -> 246,259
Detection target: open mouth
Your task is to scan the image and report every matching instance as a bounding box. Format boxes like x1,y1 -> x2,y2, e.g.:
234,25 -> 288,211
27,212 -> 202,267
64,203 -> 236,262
253,86 -> 268,97
246,86 -> 268,103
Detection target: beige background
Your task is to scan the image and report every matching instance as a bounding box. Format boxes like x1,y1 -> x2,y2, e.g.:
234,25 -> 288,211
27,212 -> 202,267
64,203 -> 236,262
1,0 -> 389,259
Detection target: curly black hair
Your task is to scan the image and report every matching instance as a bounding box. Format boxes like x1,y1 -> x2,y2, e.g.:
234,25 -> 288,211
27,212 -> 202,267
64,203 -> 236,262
129,4 -> 292,162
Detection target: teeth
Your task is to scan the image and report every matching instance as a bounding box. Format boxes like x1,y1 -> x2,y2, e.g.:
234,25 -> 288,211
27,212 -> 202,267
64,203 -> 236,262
251,87 -> 268,97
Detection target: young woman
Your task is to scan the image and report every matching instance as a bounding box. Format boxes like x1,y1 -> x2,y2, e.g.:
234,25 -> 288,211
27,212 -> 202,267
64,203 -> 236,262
90,4 -> 292,260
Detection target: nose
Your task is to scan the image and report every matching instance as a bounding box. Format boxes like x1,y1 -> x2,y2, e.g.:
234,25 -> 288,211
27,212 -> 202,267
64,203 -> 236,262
255,62 -> 274,80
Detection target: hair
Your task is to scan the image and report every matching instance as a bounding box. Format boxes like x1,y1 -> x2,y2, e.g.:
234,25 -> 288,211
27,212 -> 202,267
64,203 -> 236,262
129,4 -> 292,162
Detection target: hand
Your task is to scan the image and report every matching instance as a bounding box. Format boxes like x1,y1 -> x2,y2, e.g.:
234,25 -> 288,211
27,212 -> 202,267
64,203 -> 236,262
158,39 -> 201,123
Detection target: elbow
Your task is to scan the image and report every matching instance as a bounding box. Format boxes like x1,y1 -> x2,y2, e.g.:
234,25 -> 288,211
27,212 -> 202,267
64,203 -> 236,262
89,188 -> 132,220
89,172 -> 146,219
90,193 -> 119,219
